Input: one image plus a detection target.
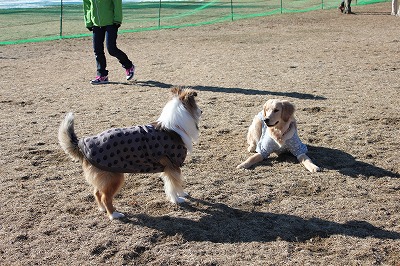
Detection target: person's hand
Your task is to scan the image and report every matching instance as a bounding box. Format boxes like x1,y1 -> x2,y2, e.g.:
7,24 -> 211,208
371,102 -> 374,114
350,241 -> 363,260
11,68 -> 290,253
114,23 -> 121,28
87,26 -> 93,31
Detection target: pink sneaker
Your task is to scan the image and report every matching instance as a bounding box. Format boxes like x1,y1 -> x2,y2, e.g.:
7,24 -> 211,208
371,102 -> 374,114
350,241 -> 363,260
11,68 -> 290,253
126,65 -> 135,80
90,76 -> 109,85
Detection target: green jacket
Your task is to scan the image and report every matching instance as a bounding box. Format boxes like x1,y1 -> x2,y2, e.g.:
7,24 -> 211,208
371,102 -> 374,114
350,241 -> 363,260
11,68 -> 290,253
83,0 -> 123,28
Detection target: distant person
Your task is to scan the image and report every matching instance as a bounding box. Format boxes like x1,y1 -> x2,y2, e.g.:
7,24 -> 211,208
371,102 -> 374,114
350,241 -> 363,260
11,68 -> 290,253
393,0 -> 400,16
83,0 -> 135,85
338,0 -> 354,14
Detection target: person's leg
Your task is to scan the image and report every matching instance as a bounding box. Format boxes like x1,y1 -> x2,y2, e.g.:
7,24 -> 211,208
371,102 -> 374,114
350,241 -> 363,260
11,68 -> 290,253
398,0 -> 400,16
93,26 -> 108,77
105,25 -> 133,70
344,0 -> 352,14
339,0 -> 344,12
392,0 -> 399,15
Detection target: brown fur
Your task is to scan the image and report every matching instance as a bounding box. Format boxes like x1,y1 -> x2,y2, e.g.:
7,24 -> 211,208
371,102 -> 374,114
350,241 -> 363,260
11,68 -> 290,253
58,87 -> 201,220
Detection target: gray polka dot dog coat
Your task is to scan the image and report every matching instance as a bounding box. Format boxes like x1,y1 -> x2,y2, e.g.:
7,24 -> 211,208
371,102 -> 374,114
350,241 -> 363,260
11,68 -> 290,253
78,125 -> 187,173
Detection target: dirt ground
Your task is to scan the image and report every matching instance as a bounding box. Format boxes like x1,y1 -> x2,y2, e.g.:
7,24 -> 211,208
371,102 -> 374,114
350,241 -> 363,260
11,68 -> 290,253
0,2 -> 399,265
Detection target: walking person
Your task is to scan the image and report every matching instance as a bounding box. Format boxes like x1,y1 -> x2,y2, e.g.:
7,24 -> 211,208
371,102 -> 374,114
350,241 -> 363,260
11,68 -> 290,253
83,0 -> 135,84
338,0 -> 354,14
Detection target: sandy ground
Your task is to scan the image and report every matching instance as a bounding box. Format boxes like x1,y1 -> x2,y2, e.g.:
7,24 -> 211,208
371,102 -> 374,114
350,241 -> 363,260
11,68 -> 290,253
0,2 -> 399,265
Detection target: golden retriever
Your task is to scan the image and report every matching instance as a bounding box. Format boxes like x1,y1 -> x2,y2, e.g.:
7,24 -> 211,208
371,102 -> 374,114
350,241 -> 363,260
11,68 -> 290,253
58,87 -> 202,220
237,99 -> 320,173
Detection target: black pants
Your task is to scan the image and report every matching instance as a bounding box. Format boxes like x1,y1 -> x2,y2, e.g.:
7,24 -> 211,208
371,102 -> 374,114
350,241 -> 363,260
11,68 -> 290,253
340,0 -> 352,13
92,25 -> 133,77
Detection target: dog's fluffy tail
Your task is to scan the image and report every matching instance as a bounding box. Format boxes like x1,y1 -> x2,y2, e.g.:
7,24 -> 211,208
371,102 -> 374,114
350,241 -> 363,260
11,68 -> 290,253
159,156 -> 185,203
58,112 -> 84,162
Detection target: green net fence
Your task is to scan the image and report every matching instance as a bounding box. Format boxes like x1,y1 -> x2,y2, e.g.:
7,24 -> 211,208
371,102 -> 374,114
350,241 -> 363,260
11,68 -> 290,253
0,0 -> 388,45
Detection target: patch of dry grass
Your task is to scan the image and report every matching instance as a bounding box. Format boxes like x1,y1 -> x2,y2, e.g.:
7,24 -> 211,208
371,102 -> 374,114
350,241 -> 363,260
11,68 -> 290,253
0,3 -> 399,265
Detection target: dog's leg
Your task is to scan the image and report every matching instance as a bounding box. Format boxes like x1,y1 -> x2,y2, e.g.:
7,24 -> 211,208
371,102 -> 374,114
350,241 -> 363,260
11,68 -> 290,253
83,162 -> 125,220
160,156 -> 185,204
102,173 -> 125,220
237,153 -> 264,169
94,189 -> 106,212
247,117 -> 263,152
297,154 -> 320,173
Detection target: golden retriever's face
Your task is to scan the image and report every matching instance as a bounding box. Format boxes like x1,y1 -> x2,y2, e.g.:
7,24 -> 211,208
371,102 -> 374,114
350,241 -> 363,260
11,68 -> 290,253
262,99 -> 295,127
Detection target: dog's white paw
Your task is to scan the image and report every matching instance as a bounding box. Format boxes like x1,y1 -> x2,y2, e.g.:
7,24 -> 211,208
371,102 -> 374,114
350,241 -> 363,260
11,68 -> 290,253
177,191 -> 188,198
247,146 -> 256,153
236,163 -> 249,169
307,164 -> 320,173
109,211 -> 125,220
177,197 -> 186,203
169,196 -> 186,204
98,207 -> 106,213
312,166 -> 321,173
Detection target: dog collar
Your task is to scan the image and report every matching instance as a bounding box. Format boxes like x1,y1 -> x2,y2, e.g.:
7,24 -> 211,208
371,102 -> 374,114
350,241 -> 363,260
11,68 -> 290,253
282,122 -> 295,136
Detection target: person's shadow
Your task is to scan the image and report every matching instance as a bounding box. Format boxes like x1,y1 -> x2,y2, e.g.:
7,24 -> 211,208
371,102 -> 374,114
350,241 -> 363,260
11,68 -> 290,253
134,80 -> 327,100
122,197 -> 399,243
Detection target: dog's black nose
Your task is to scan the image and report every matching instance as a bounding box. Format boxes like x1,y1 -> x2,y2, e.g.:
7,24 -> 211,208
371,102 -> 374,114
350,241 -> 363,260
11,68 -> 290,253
264,118 -> 269,124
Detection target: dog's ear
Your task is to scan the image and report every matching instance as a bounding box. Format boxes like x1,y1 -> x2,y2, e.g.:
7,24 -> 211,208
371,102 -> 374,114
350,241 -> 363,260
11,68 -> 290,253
262,100 -> 271,118
281,101 -> 295,122
171,87 -> 182,96
179,88 -> 197,101
171,87 -> 197,99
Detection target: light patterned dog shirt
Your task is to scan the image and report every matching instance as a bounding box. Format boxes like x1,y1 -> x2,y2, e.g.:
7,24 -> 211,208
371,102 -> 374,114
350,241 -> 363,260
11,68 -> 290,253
255,111 -> 308,159
78,125 -> 187,173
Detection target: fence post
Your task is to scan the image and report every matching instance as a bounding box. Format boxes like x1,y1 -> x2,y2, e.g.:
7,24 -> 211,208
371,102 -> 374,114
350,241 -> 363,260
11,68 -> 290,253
231,0 -> 234,21
60,0 -> 63,38
158,0 -> 161,28
281,0 -> 283,13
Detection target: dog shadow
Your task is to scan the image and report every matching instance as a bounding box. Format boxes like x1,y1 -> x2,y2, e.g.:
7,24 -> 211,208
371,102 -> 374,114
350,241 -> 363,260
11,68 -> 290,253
135,80 -> 327,100
122,197 -> 400,243
241,145 -> 399,178
306,145 -> 400,178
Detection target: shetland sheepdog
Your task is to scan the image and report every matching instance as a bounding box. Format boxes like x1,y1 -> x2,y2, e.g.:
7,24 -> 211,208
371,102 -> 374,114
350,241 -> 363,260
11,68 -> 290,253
58,87 -> 201,220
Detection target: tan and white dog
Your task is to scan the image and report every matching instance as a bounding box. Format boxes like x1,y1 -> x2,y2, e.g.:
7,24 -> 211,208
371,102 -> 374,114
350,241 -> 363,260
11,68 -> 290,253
237,99 -> 320,173
58,87 -> 202,220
